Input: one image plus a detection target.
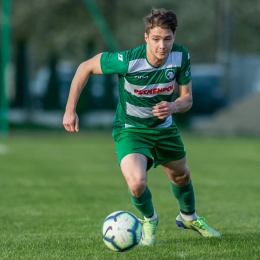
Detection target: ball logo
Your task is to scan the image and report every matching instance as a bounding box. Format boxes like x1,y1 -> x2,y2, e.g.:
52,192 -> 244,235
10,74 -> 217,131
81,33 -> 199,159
165,69 -> 175,81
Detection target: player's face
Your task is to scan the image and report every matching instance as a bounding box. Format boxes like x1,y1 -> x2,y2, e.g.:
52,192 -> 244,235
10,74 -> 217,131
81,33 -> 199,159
145,27 -> 175,66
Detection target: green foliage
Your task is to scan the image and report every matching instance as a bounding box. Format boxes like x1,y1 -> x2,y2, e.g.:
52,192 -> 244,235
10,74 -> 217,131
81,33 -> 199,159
0,131 -> 259,259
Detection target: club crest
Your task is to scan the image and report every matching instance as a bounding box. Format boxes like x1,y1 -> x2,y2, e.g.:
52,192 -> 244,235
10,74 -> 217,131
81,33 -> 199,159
165,69 -> 175,81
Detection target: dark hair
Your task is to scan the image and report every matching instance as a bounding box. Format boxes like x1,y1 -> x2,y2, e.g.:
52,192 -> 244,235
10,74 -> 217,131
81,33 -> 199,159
143,8 -> 178,34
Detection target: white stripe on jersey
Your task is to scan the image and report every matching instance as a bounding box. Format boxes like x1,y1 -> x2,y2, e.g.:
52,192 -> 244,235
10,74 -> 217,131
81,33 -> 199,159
155,116 -> 172,128
124,116 -> 172,128
124,79 -> 175,98
128,51 -> 183,73
126,102 -> 153,118
125,124 -> 135,128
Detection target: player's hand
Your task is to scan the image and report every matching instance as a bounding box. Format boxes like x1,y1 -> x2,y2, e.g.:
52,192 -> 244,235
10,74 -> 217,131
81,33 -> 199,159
152,101 -> 177,119
63,110 -> 79,132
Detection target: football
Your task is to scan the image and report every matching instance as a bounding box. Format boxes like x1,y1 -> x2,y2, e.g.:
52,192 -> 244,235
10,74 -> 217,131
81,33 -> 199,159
102,211 -> 142,252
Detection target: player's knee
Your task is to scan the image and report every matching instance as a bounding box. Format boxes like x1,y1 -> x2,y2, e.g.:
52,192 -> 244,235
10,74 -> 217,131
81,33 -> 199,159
174,167 -> 190,186
128,180 -> 146,197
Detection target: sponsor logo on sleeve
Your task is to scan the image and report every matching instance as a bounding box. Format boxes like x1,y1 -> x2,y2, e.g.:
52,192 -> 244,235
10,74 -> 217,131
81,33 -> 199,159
185,65 -> 191,77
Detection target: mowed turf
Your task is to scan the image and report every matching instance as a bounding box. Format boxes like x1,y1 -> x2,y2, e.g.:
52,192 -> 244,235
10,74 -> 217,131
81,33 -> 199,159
0,130 -> 259,259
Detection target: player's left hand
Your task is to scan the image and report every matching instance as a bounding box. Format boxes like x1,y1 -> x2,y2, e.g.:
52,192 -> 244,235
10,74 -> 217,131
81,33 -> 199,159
152,101 -> 177,119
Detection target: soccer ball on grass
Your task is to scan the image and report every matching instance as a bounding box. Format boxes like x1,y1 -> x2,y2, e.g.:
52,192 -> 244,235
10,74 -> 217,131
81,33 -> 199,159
102,211 -> 142,252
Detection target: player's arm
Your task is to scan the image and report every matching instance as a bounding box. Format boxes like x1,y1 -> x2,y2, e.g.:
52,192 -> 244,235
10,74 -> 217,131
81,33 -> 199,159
152,81 -> 193,119
63,53 -> 103,132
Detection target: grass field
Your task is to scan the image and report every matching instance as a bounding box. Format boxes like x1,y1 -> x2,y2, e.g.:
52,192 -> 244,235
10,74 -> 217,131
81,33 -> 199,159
0,129 -> 259,259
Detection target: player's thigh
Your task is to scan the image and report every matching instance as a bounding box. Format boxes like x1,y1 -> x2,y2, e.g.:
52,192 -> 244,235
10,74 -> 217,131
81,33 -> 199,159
161,156 -> 187,176
120,153 -> 148,187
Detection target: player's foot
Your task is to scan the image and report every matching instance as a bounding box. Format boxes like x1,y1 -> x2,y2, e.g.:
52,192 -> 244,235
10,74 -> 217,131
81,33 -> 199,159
139,216 -> 158,246
176,214 -> 221,237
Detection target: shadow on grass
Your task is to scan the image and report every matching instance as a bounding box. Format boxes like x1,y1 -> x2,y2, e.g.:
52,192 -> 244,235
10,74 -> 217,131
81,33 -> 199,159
149,232 -> 260,259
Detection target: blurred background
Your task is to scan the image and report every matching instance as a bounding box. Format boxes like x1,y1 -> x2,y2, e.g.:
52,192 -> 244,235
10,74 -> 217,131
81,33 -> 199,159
1,0 -> 260,136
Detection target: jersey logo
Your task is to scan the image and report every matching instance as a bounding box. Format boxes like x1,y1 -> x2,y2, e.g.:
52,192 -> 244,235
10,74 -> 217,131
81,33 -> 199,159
118,53 -> 123,61
134,75 -> 149,79
165,69 -> 175,81
134,85 -> 174,95
185,65 -> 191,77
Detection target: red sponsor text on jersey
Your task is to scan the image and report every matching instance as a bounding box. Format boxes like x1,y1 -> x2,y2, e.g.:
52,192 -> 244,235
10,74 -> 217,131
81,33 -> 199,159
134,85 -> 174,95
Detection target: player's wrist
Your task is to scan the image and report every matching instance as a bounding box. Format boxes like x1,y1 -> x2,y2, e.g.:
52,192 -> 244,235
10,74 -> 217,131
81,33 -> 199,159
170,102 -> 179,114
65,104 -> 77,113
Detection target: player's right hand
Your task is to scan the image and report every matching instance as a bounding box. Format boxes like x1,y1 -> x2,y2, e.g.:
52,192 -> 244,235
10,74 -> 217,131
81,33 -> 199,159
63,111 -> 79,132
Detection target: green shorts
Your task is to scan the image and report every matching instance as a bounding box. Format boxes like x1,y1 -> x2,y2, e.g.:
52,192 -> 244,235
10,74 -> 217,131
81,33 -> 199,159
112,125 -> 186,170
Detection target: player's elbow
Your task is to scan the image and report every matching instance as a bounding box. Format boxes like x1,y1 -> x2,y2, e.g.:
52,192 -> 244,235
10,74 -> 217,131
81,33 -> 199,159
78,61 -> 92,75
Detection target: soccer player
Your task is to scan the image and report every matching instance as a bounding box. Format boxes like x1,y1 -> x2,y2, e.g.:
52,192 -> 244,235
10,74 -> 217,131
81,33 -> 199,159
63,8 -> 221,245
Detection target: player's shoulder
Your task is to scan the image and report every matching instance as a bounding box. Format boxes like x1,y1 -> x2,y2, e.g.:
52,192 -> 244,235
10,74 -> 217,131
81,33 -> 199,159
101,44 -> 145,63
121,44 -> 146,61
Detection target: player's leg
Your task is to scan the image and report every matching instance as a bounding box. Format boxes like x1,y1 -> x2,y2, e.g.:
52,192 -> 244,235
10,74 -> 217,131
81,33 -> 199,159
120,153 -> 158,245
120,153 -> 154,217
161,157 -> 196,218
161,158 -> 221,237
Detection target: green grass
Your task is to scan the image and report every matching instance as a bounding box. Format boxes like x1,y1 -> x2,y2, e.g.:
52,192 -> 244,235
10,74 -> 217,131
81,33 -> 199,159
0,130 -> 260,259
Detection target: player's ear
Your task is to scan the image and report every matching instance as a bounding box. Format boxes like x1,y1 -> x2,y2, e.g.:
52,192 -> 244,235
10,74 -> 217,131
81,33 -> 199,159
173,32 -> 176,41
144,33 -> 148,43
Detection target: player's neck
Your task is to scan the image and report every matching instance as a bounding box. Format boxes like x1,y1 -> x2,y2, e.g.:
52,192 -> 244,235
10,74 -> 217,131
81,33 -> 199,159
146,47 -> 168,67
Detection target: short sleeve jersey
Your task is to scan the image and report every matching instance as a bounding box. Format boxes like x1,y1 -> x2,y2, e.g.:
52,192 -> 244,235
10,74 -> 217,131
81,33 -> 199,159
100,43 -> 191,129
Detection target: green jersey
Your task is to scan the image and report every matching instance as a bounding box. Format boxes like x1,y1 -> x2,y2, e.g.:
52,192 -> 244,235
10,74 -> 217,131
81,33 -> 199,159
100,43 -> 191,129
